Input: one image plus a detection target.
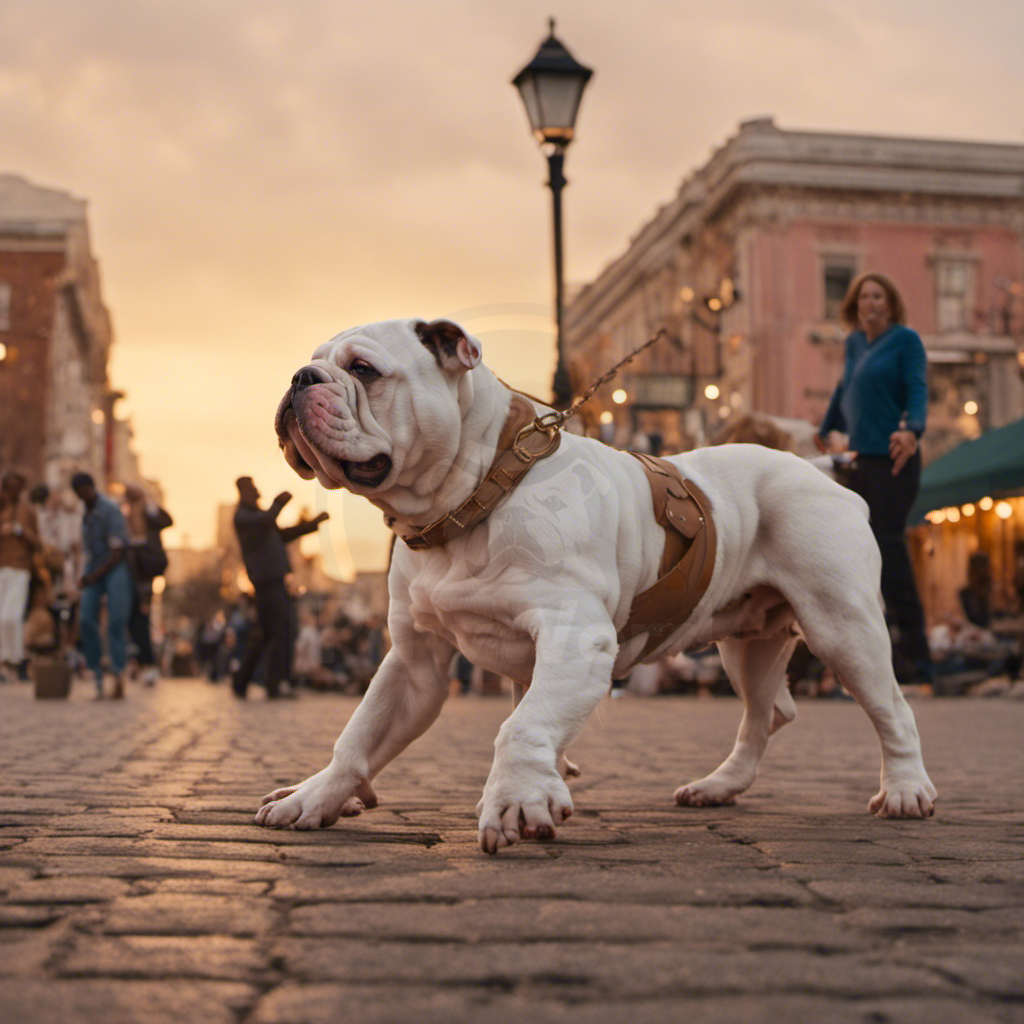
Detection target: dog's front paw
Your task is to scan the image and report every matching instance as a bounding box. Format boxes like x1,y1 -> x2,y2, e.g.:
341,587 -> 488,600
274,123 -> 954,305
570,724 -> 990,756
476,769 -> 573,855
254,767 -> 377,829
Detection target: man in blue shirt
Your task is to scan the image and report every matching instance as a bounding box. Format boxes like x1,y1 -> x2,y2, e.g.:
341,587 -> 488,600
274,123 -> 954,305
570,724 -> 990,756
72,472 -> 133,699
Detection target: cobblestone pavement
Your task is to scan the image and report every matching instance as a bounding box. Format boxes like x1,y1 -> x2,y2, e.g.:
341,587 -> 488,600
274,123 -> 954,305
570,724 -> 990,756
0,678 -> 1022,1024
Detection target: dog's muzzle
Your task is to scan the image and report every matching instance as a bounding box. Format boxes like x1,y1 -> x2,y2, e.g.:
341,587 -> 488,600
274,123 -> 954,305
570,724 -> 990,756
276,366 -> 393,489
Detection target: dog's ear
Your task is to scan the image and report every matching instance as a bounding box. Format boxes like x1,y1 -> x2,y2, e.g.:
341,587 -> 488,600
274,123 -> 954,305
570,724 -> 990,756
414,319 -> 482,374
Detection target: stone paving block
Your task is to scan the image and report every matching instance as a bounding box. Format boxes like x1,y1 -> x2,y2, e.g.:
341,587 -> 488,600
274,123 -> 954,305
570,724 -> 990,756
0,926 -> 63,975
0,904 -> 62,927
807,877 -> 1023,910
11,855 -> 288,881
284,899 -> 863,948
100,892 -> 277,936
59,934 -> 270,981
268,938 -> 956,999
0,865 -> 34,891
270,863 -> 816,907
0,978 -> 255,1024
251,986 -> 1012,1024
896,944 -> 1024,997
5,875 -> 131,903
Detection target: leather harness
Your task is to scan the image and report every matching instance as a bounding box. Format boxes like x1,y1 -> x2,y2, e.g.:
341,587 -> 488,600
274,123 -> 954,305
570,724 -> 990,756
389,396 -> 716,658
616,453 -> 717,665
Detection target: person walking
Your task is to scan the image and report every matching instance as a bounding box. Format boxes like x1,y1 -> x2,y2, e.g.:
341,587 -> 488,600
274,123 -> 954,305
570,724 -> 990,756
124,484 -> 173,687
815,271 -> 932,687
71,472 -> 133,699
0,470 -> 40,681
231,477 -> 327,699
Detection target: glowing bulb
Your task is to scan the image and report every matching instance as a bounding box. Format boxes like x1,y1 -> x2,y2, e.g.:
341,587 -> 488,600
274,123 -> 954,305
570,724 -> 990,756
707,297 -> 723,312
925,510 -> 947,525
611,389 -> 628,405
946,507 -> 960,523
599,411 -> 613,425
679,286 -> 694,303
995,501 -> 1013,520
962,503 -> 975,517
979,496 -> 994,511
0,342 -> 7,361
963,400 -> 978,416
704,384 -> 720,400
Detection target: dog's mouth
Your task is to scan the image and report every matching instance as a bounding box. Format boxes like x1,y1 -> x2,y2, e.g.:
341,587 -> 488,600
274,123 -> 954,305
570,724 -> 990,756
341,452 -> 393,488
275,398 -> 392,491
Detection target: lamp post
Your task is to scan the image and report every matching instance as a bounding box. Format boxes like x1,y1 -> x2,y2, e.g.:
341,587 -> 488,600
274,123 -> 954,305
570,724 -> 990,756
513,18 -> 593,408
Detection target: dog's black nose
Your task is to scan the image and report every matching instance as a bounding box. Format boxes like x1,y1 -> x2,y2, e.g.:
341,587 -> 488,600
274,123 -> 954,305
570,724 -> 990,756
291,366 -> 328,392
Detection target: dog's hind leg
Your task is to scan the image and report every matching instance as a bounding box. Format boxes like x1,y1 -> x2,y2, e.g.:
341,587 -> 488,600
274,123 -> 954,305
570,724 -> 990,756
675,630 -> 798,807
791,587 -> 936,818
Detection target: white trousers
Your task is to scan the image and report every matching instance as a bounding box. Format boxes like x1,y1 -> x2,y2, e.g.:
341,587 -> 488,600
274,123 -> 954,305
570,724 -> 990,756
0,566 -> 31,665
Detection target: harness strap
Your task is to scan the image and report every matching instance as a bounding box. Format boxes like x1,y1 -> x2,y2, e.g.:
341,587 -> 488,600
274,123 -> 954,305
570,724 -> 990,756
396,394 -> 561,550
617,453 -> 717,665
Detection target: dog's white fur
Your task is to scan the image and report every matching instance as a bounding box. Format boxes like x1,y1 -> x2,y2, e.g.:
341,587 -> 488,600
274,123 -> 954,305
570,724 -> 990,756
258,319 -> 936,853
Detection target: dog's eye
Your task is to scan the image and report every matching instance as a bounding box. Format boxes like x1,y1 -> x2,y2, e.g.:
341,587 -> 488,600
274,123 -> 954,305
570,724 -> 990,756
541,496 -> 567,512
349,360 -> 381,382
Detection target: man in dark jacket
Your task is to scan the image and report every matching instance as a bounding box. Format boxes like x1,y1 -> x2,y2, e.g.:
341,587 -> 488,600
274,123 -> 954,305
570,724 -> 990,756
232,477 -> 328,698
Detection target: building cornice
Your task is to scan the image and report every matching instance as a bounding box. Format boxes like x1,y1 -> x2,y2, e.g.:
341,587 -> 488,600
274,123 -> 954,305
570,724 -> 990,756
566,119 -> 1024,340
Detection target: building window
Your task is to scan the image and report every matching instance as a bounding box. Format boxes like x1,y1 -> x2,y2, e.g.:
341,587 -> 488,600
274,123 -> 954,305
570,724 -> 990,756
0,282 -> 10,330
935,259 -> 973,333
823,263 -> 855,322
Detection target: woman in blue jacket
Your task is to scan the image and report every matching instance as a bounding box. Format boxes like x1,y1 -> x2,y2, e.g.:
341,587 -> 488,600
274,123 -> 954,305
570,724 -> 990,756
816,272 -> 932,686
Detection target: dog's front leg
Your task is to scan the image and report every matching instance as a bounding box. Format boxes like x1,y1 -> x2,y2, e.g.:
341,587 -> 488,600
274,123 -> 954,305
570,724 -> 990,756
477,601 -> 616,854
255,625 -> 452,829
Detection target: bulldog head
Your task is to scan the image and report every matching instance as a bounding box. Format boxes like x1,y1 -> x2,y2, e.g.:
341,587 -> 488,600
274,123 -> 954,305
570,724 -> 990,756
275,319 -> 482,500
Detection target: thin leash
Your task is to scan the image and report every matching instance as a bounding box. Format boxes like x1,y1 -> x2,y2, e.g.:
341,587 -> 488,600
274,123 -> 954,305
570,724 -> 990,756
519,327 -> 668,440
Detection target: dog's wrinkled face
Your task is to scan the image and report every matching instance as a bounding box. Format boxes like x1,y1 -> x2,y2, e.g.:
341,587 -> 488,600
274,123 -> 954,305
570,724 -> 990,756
275,319 -> 481,497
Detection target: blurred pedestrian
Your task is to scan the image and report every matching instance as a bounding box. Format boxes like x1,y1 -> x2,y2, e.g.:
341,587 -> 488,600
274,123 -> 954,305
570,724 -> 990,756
123,484 -> 173,687
815,272 -> 932,687
231,476 -> 327,699
0,470 -> 40,681
71,472 -> 132,699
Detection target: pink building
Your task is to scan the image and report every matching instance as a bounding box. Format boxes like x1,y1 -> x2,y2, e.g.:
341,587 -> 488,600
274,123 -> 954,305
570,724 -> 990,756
564,118 -> 1024,461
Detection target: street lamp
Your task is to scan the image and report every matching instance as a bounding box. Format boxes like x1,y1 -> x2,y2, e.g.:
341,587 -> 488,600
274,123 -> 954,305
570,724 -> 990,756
513,18 -> 593,408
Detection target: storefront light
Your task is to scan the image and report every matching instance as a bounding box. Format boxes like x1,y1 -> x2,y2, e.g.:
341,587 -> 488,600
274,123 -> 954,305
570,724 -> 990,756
925,509 -> 947,525
979,496 -> 994,511
946,507 -> 961,523
963,400 -> 978,416
611,389 -> 627,405
599,410 -> 613,425
995,501 -> 1013,520
704,383 -> 720,400
961,503 -> 975,517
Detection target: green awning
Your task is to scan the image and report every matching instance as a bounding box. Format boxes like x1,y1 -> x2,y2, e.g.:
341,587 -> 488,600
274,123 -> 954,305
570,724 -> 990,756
910,416 -> 1024,519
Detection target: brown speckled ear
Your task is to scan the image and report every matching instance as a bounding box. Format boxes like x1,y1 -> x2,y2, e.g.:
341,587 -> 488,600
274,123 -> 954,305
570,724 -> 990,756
414,319 -> 482,374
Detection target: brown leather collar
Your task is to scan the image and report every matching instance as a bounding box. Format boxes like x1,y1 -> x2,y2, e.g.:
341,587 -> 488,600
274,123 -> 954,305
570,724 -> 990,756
389,394 -> 561,550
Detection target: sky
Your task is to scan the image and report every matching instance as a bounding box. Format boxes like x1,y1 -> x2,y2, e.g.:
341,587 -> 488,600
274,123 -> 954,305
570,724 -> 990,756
2,0 -> 1023,576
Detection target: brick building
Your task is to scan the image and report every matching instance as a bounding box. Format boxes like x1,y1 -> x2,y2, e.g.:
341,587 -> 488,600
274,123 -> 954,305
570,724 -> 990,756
564,118 -> 1024,461
0,173 -> 137,489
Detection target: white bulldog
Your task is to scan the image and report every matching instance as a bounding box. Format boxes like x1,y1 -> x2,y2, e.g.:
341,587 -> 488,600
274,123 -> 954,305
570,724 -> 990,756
259,318 -> 936,854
